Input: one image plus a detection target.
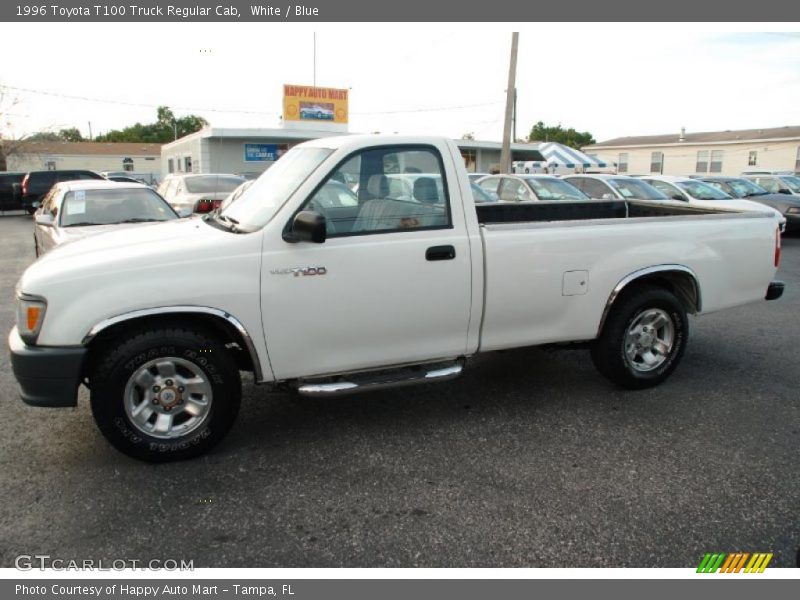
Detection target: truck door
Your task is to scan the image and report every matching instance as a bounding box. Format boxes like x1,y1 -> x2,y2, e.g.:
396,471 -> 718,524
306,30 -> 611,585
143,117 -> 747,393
260,144 -> 473,380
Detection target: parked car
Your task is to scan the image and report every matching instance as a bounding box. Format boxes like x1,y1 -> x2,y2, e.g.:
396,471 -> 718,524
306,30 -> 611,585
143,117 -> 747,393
9,135 -> 785,461
105,175 -> 147,184
476,174 -> 588,202
740,170 -> 796,176
0,172 -> 25,212
639,175 -> 786,225
695,176 -> 800,231
32,181 -> 179,256
468,173 -> 491,184
157,173 -> 246,214
564,175 -> 669,201
20,170 -> 105,214
471,182 -> 496,203
742,174 -> 800,197
101,171 -> 160,187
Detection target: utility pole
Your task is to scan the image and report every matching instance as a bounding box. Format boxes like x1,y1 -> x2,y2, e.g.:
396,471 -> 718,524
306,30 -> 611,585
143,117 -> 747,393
88,121 -> 92,141
512,88 -> 517,143
499,32 -> 519,174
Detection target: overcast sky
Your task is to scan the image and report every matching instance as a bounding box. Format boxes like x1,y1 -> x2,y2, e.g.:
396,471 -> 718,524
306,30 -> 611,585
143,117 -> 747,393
1,24 -> 799,144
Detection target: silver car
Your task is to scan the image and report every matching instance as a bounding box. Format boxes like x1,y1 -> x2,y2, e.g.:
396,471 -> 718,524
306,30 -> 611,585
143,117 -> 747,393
33,180 -> 178,256
157,173 -> 246,214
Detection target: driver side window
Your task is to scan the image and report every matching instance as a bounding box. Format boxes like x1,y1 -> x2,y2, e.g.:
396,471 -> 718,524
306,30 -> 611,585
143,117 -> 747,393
300,146 -> 452,236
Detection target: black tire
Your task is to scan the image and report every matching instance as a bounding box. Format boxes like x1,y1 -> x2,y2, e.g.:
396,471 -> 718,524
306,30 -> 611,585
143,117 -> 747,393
25,206 -> 36,215
89,326 -> 241,462
591,284 -> 688,389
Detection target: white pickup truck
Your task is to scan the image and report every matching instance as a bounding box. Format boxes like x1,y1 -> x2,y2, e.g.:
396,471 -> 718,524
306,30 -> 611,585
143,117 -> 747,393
9,135 -> 785,462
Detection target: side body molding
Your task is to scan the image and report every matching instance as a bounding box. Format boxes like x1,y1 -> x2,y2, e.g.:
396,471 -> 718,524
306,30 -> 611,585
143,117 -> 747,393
82,306 -> 265,382
598,264 -> 702,335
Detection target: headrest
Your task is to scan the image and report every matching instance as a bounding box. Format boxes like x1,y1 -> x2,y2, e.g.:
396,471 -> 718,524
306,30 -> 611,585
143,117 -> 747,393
366,174 -> 390,198
413,177 -> 439,204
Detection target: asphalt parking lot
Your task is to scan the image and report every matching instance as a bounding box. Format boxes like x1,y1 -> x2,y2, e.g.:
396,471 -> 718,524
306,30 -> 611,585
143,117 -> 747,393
0,213 -> 798,569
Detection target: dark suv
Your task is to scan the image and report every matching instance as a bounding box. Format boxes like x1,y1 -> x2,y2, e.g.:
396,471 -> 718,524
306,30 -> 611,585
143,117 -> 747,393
0,172 -> 25,212
21,170 -> 105,214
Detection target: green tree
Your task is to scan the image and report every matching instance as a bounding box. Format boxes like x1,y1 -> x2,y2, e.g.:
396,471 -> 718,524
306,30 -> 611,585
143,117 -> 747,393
58,127 -> 83,142
528,121 -> 596,149
95,106 -> 208,143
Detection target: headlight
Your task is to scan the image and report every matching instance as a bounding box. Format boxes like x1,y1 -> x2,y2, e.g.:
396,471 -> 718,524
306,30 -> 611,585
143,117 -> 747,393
16,294 -> 47,345
786,207 -> 800,214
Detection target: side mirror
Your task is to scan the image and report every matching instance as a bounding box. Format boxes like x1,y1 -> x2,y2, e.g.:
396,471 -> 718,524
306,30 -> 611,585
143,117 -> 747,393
284,210 -> 326,243
671,193 -> 686,201
34,213 -> 54,227
177,207 -> 193,218
778,188 -> 792,195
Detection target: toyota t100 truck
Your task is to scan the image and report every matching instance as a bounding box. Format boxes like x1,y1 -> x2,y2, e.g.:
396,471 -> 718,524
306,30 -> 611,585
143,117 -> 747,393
9,135 -> 785,461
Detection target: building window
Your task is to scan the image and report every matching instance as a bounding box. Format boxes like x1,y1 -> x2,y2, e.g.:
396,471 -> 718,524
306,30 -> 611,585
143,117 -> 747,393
695,150 -> 709,173
45,161 -> 56,171
618,153 -> 628,173
184,156 -> 192,173
748,151 -> 758,167
122,157 -> 134,172
650,152 -> 663,174
709,150 -> 723,173
167,158 -> 174,173
460,149 -> 477,172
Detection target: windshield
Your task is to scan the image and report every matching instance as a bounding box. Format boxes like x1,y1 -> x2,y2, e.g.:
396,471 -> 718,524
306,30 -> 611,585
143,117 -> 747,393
727,178 -> 768,197
782,176 -> 800,193
221,147 -> 333,229
522,177 -> 587,201
607,178 -> 667,200
184,175 -> 245,194
676,180 -> 731,200
60,188 -> 176,227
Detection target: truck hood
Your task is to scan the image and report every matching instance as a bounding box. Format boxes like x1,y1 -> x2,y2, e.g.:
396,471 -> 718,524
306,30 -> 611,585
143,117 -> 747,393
20,216 -> 259,295
57,220 -> 167,245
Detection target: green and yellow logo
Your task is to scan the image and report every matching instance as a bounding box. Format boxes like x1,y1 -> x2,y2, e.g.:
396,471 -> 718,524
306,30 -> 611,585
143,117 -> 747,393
697,552 -> 773,573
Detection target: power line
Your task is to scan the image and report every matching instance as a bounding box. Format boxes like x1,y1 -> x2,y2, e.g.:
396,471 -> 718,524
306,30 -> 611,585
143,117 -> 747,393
2,84 -> 503,118
351,100 -> 503,115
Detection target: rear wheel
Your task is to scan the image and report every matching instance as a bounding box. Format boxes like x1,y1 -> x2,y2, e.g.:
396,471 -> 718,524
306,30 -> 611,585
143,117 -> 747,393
89,326 -> 241,462
591,285 -> 688,389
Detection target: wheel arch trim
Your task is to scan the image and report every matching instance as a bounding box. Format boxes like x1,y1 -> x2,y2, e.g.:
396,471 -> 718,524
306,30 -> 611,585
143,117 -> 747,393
598,264 -> 701,336
81,306 -> 265,382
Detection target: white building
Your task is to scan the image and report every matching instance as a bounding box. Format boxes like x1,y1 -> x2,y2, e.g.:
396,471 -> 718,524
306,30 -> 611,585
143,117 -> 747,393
5,141 -> 162,180
583,126 -> 800,176
160,127 -> 544,176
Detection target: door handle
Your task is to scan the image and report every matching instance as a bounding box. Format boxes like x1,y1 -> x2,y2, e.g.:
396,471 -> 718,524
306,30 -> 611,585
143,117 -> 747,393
426,245 -> 456,261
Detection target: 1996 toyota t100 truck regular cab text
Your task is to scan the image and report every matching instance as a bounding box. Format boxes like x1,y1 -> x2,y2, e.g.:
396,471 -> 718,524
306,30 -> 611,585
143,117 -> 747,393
9,136 -> 785,461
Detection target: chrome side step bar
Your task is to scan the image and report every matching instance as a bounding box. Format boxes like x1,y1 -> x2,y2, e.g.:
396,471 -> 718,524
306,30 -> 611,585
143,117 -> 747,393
296,359 -> 465,398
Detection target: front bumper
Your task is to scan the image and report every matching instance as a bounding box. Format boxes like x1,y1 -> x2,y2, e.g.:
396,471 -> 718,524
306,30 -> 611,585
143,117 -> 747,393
8,327 -> 87,407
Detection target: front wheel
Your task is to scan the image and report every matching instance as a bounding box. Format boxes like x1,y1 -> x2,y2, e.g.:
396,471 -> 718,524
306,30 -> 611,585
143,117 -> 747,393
591,285 -> 688,389
89,326 -> 241,461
